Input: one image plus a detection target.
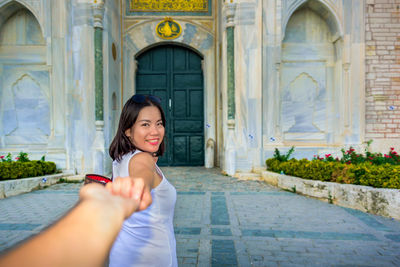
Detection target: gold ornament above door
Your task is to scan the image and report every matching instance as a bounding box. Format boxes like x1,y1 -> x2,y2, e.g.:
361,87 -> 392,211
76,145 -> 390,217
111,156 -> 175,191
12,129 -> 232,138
130,0 -> 208,12
156,18 -> 182,40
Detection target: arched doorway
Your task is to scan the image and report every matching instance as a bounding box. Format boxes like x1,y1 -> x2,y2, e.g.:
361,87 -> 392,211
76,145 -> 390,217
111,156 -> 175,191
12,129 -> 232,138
135,45 -> 204,166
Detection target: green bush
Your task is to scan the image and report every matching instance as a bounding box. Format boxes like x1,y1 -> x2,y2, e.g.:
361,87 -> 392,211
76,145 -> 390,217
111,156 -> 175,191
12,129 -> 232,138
0,161 -> 56,180
266,158 -> 400,189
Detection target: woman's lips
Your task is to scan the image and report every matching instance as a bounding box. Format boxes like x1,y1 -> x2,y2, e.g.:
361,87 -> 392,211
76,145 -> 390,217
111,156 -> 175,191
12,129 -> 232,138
147,139 -> 159,145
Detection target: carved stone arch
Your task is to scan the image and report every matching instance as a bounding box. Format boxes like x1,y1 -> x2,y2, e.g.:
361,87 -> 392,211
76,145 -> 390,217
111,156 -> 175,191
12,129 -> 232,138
135,41 -> 204,60
282,0 -> 343,42
125,20 -> 214,57
0,0 -> 45,38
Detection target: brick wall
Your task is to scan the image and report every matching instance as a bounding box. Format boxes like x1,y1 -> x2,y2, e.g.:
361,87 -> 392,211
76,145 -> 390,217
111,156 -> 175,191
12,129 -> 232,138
365,0 -> 400,141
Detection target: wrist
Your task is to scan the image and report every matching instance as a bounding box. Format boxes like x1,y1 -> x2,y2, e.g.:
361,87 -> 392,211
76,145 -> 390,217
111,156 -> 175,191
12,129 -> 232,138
81,198 -> 125,224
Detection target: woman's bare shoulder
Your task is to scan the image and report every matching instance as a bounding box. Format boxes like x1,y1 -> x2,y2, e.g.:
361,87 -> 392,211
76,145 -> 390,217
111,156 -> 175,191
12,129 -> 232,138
129,151 -> 155,170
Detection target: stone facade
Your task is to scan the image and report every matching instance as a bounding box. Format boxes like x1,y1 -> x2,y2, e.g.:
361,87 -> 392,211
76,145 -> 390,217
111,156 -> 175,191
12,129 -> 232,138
0,0 -> 121,175
365,0 -> 400,151
0,0 -> 398,176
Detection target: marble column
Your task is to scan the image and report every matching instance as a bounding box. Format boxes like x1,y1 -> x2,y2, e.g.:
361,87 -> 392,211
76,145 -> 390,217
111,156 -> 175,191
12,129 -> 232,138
92,0 -> 105,174
224,1 -> 237,176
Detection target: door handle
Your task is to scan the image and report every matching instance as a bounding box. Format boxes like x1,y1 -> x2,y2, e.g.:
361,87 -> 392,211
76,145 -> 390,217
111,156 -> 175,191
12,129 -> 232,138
169,98 -> 172,109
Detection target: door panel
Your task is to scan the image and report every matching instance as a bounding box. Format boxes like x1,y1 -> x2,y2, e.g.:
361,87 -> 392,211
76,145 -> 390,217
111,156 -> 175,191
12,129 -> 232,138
173,74 -> 203,88
136,45 -> 204,166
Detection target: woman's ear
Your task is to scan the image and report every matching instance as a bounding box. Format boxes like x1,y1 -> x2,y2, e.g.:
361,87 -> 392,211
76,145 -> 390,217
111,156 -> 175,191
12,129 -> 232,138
125,128 -> 131,138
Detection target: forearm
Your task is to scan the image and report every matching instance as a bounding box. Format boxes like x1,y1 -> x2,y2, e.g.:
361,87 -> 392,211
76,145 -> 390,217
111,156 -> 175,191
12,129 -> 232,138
0,199 -> 125,267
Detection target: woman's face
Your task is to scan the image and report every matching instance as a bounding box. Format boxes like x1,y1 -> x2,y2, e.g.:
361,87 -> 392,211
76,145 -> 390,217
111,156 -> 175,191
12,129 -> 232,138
125,106 -> 165,153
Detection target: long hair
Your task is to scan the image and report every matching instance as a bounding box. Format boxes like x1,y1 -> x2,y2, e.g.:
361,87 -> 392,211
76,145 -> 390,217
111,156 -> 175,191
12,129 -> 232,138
109,95 -> 166,162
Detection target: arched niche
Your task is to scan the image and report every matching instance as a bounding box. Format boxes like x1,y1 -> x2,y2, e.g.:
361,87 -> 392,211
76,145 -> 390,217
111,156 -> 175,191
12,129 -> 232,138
0,3 -> 49,146
280,1 -> 342,143
282,0 -> 343,42
0,8 -> 45,45
0,2 -> 46,63
0,0 -> 44,37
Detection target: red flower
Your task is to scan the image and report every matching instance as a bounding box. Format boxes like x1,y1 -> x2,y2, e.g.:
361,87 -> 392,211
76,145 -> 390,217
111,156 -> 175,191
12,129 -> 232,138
392,151 -> 397,155
15,157 -> 20,160
390,147 -> 394,151
0,156 -> 4,159
325,154 -> 331,158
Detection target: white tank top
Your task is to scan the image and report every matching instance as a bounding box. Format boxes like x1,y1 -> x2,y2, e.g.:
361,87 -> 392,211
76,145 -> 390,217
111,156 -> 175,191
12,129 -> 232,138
109,150 -> 177,267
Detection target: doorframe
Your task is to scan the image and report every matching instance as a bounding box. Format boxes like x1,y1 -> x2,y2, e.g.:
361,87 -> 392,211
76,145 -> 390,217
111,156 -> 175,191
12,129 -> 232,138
134,43 -> 205,166
123,21 -> 217,167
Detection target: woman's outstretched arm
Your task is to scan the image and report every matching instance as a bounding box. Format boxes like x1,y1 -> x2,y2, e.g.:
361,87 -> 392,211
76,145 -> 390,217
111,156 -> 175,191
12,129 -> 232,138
0,183 -> 141,267
110,152 -> 157,211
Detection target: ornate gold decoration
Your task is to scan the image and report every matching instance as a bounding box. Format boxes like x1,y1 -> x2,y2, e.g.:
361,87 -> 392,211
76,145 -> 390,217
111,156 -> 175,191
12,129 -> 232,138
130,0 -> 208,12
156,18 -> 182,40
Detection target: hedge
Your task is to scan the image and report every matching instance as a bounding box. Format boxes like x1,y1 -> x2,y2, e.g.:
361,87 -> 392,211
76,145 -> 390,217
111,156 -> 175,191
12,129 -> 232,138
266,158 -> 400,189
0,160 -> 57,180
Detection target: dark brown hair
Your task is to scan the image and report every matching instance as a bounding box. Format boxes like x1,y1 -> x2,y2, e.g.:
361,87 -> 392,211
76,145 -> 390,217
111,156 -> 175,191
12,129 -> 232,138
109,95 -> 166,162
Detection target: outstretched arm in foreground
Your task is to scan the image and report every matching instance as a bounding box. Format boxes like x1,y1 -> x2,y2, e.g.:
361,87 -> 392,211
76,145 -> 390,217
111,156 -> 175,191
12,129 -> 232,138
0,182 -> 142,267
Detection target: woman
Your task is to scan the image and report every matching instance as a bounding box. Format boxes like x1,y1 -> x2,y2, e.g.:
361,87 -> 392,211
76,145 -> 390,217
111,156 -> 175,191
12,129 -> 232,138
108,95 -> 177,267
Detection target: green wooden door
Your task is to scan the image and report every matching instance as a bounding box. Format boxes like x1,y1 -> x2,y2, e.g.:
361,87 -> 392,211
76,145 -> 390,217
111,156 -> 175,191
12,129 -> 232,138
136,45 -> 204,166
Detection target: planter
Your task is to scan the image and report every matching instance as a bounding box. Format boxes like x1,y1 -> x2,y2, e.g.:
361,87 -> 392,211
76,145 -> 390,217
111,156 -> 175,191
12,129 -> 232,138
261,170 -> 400,220
0,172 -> 79,199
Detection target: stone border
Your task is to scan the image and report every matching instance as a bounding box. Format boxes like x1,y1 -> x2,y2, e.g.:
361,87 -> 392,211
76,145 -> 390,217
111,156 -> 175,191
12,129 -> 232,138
0,172 -> 84,199
261,171 -> 400,221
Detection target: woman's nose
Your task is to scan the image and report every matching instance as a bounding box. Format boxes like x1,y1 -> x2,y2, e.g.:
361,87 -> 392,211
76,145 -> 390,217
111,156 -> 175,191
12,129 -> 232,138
150,125 -> 160,135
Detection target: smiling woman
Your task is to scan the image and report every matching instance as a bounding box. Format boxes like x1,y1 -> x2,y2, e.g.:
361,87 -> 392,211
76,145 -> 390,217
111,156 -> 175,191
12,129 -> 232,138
107,94 -> 177,267
124,105 -> 165,155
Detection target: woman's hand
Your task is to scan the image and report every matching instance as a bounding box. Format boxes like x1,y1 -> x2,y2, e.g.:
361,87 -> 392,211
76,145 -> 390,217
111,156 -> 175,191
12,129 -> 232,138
106,177 -> 153,212
80,183 -> 140,220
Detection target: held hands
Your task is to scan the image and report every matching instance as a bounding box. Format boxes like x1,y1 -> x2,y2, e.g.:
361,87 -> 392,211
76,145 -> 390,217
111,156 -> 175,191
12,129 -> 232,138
105,177 -> 153,212
79,183 -> 140,220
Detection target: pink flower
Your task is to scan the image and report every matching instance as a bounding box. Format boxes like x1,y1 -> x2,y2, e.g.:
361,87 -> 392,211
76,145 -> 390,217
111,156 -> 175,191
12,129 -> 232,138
0,156 -> 4,159
15,157 -> 19,160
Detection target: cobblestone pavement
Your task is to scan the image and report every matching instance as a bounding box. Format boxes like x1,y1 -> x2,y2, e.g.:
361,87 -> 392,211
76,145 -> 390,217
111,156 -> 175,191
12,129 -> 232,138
1,167 -> 400,266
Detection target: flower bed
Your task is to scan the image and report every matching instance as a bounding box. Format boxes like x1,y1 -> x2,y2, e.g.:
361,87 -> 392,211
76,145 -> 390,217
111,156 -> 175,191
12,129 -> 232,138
0,152 -> 57,180
266,144 -> 400,189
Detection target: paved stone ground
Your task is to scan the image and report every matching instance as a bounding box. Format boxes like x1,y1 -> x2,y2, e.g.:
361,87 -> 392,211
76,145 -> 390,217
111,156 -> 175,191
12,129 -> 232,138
1,167 -> 400,266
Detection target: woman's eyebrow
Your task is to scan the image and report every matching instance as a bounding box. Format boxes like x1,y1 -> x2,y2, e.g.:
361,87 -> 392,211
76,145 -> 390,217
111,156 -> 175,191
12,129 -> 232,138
137,119 -> 162,122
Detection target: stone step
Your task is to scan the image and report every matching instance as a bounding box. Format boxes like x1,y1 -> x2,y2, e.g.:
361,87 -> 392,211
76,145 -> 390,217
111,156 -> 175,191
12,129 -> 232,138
234,172 -> 261,181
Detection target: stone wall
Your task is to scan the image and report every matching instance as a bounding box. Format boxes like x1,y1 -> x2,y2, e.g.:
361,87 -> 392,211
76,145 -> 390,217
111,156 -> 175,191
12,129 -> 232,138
365,0 -> 400,151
